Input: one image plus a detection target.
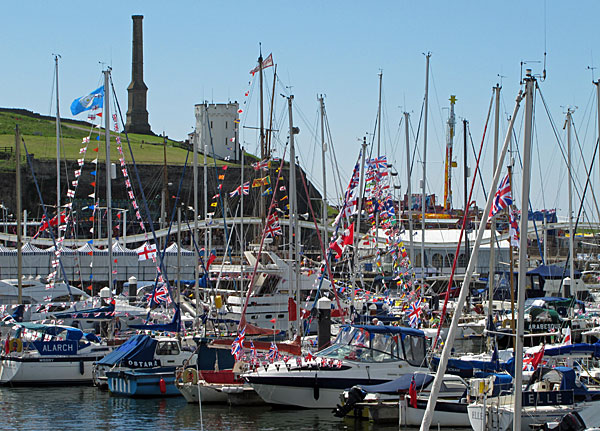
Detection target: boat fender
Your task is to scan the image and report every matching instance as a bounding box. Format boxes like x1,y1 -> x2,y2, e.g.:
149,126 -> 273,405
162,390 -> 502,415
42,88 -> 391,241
9,338 -> 22,353
159,377 -> 167,394
182,368 -> 198,384
313,374 -> 319,400
79,360 -> 85,375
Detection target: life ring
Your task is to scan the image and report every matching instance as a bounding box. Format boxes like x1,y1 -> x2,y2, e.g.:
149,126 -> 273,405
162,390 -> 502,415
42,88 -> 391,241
182,367 -> 198,384
9,338 -> 22,353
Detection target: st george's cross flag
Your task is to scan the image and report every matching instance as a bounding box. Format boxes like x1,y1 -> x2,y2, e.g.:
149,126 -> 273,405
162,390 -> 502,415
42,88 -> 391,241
489,173 -> 512,218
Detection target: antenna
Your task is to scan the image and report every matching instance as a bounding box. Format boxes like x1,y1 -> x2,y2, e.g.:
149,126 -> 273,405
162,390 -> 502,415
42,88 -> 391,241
497,74 -> 507,87
520,60 -> 541,84
588,65 -> 597,82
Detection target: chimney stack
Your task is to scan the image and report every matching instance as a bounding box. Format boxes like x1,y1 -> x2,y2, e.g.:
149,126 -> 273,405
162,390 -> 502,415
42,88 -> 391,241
125,15 -> 152,135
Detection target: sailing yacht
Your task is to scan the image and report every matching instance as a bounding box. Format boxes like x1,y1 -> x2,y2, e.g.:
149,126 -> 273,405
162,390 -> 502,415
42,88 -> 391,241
0,322 -> 110,385
467,366 -> 600,430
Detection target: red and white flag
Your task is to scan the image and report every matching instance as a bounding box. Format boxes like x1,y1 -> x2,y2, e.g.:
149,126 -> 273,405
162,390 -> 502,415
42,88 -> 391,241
250,53 -> 274,75
137,243 -> 157,261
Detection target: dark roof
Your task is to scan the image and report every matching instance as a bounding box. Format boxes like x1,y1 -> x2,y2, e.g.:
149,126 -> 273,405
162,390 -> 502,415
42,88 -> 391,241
526,264 -> 581,279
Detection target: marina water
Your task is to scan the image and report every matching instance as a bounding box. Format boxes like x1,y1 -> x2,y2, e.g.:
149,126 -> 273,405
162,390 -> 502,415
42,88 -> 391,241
0,386 -> 471,430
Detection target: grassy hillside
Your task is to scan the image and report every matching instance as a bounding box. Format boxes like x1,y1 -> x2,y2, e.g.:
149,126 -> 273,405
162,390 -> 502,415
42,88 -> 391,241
0,109 -> 229,167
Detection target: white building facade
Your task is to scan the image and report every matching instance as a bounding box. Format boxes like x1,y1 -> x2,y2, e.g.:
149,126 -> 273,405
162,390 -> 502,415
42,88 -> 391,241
194,103 -> 239,161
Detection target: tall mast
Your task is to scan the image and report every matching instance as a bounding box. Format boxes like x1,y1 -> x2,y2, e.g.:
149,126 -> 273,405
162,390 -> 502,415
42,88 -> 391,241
376,71 -> 383,157
463,119 -> 470,267
15,125 -> 22,303
55,55 -> 61,216
287,95 -> 300,332
319,95 -> 328,246
104,69 -> 114,291
161,133 -> 169,230
203,103 -> 208,263
259,52 -> 266,229
351,138 -> 368,302
443,95 -> 456,211
421,53 -> 430,280
514,70 -> 536,431
375,71 -> 383,254
488,84 -> 501,337
595,80 -> 600,195
240,147 -> 245,304
193,118 -> 200,322
566,109 -> 575,297
404,112 -> 415,262
508,163 -> 516,347
420,88 -> 524,431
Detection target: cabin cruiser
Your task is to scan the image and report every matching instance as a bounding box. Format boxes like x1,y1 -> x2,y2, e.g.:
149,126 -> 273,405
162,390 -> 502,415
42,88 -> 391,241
0,322 -> 110,385
0,278 -> 89,306
207,250 -> 343,332
243,324 -> 429,408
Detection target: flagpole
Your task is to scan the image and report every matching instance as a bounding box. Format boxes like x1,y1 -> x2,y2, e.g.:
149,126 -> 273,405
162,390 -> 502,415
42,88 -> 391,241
104,68 -> 114,292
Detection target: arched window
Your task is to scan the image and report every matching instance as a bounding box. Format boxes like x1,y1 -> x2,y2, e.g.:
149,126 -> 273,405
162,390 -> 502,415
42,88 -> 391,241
432,253 -> 443,268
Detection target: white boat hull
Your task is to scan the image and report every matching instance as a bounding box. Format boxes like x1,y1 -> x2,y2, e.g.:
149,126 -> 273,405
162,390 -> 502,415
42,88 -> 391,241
177,382 -> 228,403
0,354 -> 100,384
468,399 -> 600,431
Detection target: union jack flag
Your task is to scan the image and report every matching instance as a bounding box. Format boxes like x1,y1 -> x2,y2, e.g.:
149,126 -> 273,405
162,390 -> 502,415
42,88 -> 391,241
147,284 -> 171,306
369,156 -> 387,169
406,298 -> 422,328
489,173 -> 512,218
229,185 -> 242,197
267,341 -> 279,362
252,159 -> 270,171
242,181 -> 250,195
231,327 -> 246,360
265,214 -> 282,238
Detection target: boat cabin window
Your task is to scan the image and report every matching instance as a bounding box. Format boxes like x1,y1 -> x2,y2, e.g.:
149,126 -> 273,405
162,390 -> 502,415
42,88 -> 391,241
156,341 -> 180,356
318,327 -> 401,363
401,334 -> 426,366
254,275 -> 280,295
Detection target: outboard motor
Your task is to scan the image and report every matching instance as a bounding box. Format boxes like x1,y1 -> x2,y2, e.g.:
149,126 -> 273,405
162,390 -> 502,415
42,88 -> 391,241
333,385 -> 367,418
535,412 -> 586,431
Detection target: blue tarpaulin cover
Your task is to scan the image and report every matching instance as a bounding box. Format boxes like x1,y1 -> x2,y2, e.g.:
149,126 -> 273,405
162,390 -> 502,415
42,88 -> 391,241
96,334 -> 157,366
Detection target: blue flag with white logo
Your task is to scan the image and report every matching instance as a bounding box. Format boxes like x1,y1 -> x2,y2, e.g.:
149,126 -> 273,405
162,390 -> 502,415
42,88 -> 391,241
70,85 -> 104,115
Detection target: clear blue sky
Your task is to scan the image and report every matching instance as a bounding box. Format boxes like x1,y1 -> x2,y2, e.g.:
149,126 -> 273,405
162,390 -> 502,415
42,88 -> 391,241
3,1 -> 600,219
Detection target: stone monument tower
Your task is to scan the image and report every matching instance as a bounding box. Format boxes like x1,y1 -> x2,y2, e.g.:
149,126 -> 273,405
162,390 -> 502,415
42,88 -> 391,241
125,15 -> 152,134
